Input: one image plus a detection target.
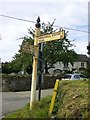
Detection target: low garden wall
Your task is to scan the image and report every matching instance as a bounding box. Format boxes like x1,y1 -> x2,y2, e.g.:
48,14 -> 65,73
1,74 -> 61,92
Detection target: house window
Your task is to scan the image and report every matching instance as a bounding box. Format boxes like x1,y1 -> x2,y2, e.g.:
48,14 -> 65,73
81,62 -> 84,67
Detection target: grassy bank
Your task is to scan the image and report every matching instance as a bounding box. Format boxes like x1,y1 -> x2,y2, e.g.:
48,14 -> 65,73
55,80 -> 89,118
3,79 -> 89,119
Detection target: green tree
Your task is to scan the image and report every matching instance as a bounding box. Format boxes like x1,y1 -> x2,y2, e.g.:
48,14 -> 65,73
11,20 -> 77,73
10,37 -> 33,74
43,34 -> 77,73
40,22 -> 77,73
2,62 -> 12,74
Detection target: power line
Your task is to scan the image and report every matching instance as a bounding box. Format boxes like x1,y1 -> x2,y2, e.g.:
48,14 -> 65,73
54,25 -> 89,33
0,14 -> 89,33
0,14 -> 36,23
43,23 -> 89,33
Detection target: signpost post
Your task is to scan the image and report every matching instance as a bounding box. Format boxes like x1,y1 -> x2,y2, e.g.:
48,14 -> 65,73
30,17 -> 40,110
30,17 -> 65,110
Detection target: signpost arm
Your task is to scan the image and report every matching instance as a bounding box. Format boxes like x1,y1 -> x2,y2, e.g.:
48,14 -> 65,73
30,17 -> 41,110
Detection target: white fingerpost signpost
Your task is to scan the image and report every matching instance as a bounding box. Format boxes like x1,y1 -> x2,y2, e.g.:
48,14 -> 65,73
30,17 -> 65,110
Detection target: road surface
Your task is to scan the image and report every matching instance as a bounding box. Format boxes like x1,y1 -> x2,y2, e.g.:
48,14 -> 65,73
1,89 -> 53,118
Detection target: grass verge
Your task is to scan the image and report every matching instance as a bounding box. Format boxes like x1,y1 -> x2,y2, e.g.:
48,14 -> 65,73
3,95 -> 51,119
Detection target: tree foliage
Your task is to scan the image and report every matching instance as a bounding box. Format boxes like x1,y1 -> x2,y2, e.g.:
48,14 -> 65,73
2,62 -> 12,74
41,22 -> 77,72
8,20 -> 77,74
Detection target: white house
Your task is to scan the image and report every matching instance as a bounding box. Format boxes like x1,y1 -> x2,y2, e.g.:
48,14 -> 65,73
48,54 -> 89,75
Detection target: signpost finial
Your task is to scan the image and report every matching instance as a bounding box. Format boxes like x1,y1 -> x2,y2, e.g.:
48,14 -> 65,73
35,16 -> 41,28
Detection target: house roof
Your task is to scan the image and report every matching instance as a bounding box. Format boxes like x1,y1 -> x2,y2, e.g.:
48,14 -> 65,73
77,54 -> 89,62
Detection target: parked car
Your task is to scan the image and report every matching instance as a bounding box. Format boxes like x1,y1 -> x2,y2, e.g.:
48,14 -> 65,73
62,74 -> 87,80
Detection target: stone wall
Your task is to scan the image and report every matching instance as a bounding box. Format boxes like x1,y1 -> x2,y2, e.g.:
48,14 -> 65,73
1,74 -> 61,92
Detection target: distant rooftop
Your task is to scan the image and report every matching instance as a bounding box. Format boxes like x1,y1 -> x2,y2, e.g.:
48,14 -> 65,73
77,54 -> 89,62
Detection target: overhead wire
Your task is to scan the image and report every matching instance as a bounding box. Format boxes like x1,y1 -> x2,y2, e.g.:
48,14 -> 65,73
54,25 -> 89,33
0,14 -> 89,33
0,14 -> 36,23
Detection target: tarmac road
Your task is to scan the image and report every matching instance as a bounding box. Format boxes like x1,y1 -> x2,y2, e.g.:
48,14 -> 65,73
1,89 -> 53,118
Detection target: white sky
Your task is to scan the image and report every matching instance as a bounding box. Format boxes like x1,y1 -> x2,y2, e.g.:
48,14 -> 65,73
0,0 -> 89,62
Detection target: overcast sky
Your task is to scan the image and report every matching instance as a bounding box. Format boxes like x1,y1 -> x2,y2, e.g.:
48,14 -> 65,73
0,0 -> 89,62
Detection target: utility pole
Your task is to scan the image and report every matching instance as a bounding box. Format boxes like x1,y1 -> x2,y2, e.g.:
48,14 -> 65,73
30,17 -> 41,110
